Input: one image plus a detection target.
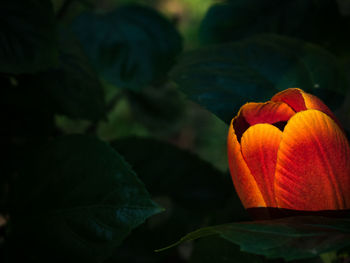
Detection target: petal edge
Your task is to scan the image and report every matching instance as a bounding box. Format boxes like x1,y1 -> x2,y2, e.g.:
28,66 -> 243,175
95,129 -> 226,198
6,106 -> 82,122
228,119 -> 266,208
241,124 -> 282,207
275,110 -> 350,210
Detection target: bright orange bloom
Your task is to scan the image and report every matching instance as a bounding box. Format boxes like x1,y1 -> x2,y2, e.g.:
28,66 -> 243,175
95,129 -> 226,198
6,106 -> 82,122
227,88 -> 350,211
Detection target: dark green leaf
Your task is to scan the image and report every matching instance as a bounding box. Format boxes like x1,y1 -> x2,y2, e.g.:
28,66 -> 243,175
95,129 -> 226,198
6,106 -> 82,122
25,27 -> 106,121
70,4 -> 183,89
10,135 -> 161,263
171,34 -> 346,124
112,137 -> 234,211
110,137 -> 246,263
190,237 -> 326,263
157,216 -> 350,261
200,0 -> 350,54
0,0 -> 58,74
126,84 -> 185,135
190,237 -> 265,263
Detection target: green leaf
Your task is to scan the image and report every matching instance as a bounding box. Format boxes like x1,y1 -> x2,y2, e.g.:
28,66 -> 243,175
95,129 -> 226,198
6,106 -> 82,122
157,216 -> 350,261
190,237 -> 326,263
25,26 -> 106,121
0,0 -> 59,74
110,137 -> 246,262
199,0 -> 350,54
190,237 -> 265,263
10,135 -> 161,263
112,137 -> 234,212
70,4 -> 183,90
125,84 -> 185,135
171,34 -> 347,124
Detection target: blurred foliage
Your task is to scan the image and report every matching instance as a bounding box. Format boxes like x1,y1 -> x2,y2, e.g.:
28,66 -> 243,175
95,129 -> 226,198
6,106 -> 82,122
171,34 -> 347,123
0,0 -> 59,73
199,0 -> 350,55
2,0 -> 350,262
8,135 -> 161,262
23,26 -> 107,121
71,4 -> 183,90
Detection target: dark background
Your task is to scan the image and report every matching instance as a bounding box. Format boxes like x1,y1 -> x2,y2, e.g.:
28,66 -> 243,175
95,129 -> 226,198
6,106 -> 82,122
1,0 -> 350,262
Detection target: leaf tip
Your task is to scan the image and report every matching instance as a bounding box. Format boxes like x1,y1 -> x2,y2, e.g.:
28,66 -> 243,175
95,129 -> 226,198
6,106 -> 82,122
154,241 -> 181,253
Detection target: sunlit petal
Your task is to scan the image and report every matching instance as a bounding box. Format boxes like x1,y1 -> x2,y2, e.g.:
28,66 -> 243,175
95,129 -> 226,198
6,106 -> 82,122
241,124 -> 282,207
233,101 -> 294,141
275,110 -> 350,210
300,91 -> 339,127
228,119 -> 266,208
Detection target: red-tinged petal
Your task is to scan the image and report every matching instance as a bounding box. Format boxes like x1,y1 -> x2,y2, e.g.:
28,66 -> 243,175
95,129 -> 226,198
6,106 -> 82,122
241,102 -> 295,126
271,88 -> 307,112
271,88 -> 340,126
275,109 -> 350,210
300,91 -> 340,127
241,124 -> 282,207
233,101 -> 295,141
228,119 -> 266,208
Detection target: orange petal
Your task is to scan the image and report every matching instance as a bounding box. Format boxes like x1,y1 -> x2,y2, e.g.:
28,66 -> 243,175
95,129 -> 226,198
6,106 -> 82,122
228,119 -> 266,208
241,124 -> 282,207
241,102 -> 295,126
272,88 -> 340,126
233,101 -> 295,141
271,88 -> 307,112
300,91 -> 340,127
275,110 -> 350,210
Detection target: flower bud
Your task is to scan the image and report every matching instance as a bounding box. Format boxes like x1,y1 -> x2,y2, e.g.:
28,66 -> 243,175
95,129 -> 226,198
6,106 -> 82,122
227,88 -> 350,211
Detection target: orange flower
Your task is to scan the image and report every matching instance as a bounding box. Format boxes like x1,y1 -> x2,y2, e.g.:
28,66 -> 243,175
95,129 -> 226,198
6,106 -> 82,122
227,88 -> 350,211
